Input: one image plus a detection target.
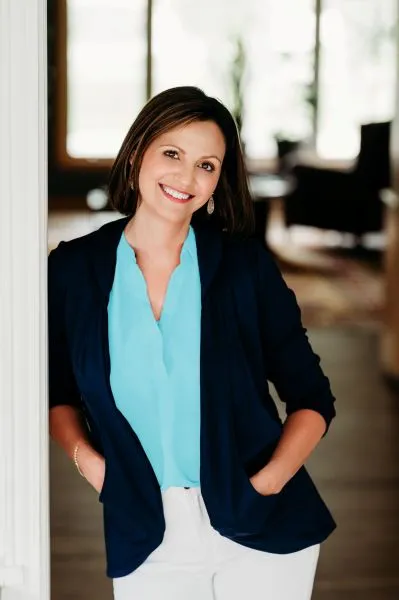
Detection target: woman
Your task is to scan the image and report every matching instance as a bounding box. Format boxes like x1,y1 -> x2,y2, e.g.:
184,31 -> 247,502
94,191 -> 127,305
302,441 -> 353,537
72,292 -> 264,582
48,86 -> 336,600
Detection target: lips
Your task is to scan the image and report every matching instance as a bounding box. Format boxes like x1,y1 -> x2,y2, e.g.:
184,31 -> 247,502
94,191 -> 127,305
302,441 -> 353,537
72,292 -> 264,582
159,183 -> 194,203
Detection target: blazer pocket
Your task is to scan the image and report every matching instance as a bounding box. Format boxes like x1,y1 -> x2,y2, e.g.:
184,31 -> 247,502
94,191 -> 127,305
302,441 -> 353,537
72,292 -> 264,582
241,461 -> 280,502
230,456 -> 280,536
245,473 -> 280,500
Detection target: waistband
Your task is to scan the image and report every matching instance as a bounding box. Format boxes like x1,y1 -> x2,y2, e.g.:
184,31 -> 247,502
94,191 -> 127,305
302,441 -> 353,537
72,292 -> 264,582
162,486 -> 201,496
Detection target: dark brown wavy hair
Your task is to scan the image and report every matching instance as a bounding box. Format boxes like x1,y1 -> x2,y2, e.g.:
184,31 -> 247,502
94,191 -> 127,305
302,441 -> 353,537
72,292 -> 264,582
108,86 -> 254,235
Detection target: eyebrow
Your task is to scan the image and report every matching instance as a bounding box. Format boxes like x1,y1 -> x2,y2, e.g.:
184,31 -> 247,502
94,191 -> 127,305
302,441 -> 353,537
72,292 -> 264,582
159,144 -> 222,164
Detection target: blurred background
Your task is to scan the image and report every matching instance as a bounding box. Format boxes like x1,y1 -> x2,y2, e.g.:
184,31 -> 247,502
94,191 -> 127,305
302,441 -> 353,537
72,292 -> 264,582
48,1 -> 399,599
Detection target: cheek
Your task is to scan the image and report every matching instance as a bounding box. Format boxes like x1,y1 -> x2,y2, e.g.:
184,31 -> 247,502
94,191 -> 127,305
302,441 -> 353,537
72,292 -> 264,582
140,156 -> 163,182
191,176 -> 218,211
196,171 -> 219,198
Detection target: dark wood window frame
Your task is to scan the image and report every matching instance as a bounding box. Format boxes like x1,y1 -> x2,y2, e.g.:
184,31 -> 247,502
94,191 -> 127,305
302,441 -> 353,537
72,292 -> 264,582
52,0 -> 152,173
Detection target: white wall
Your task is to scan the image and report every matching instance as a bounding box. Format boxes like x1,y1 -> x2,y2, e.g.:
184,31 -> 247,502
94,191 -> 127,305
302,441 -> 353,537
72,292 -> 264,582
0,1 -> 49,599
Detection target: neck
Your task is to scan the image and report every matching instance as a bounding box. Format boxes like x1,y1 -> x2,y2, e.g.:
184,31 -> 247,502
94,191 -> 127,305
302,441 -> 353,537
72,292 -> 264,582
124,204 -> 190,257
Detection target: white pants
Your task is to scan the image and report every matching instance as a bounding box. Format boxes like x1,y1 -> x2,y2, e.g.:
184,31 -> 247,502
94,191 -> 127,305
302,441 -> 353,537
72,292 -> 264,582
113,487 -> 320,600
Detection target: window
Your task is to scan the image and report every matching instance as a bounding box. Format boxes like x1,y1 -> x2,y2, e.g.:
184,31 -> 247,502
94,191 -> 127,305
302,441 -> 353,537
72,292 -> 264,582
59,0 -> 397,164
153,0 -> 315,159
318,0 -> 397,158
64,0 -> 147,160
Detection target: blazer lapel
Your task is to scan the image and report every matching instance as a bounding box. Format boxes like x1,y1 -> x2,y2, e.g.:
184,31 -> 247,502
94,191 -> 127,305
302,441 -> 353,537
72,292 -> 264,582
88,215 -> 130,304
191,221 -> 223,299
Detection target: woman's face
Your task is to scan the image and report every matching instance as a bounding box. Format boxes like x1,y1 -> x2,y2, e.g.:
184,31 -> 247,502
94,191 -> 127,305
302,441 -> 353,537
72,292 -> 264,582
136,120 -> 226,224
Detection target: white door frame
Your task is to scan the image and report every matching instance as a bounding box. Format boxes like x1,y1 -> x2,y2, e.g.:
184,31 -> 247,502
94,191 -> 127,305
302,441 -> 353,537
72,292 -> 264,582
0,0 -> 49,599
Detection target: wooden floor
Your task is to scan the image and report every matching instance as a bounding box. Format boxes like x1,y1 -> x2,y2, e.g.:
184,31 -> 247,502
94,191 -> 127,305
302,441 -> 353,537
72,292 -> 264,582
49,210 -> 399,600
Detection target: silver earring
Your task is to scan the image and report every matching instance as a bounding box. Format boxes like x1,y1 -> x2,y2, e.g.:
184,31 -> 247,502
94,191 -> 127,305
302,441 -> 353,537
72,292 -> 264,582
129,181 -> 134,191
207,196 -> 215,215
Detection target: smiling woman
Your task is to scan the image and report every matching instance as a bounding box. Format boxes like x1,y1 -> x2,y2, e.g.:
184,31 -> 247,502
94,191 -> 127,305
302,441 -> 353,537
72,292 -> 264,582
108,86 -> 254,234
48,86 -> 336,600
132,121 -> 225,225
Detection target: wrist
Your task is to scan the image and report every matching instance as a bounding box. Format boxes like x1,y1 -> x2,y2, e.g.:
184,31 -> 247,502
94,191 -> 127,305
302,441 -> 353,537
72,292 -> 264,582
73,441 -> 86,477
255,461 -> 288,495
73,439 -> 96,478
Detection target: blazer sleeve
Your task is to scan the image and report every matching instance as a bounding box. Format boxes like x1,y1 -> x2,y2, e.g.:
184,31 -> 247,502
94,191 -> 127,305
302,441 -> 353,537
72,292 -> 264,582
255,242 -> 336,434
48,243 -> 82,410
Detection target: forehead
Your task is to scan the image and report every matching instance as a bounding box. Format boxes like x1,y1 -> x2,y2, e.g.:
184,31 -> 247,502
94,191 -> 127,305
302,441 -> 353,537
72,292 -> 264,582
154,121 -> 226,156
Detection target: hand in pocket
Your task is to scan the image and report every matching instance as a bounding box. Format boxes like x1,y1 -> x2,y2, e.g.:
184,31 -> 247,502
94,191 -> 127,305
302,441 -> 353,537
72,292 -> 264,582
249,464 -> 284,496
76,442 -> 106,494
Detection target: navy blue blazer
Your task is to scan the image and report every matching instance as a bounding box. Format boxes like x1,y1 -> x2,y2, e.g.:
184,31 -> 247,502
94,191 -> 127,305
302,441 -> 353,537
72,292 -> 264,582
48,215 -> 336,578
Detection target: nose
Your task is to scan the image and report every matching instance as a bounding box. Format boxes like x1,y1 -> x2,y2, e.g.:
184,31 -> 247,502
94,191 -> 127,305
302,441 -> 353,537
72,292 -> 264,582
175,163 -> 195,190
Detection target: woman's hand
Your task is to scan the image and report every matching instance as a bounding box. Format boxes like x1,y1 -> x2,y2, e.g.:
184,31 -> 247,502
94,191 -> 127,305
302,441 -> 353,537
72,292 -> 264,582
249,463 -> 285,496
249,410 -> 328,496
75,442 -> 106,494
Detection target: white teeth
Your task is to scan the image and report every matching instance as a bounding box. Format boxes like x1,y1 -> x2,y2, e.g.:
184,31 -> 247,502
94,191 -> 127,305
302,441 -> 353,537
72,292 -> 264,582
162,185 -> 190,200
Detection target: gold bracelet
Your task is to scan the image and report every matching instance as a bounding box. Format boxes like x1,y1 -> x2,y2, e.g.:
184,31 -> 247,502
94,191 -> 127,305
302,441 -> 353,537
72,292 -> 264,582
73,442 -> 85,478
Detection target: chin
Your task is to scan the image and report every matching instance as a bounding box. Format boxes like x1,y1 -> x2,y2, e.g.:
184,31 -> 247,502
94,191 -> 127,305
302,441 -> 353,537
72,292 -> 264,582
157,205 -> 193,225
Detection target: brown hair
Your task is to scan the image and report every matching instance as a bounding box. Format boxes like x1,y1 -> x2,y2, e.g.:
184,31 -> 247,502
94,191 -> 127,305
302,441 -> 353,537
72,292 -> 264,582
108,86 -> 254,235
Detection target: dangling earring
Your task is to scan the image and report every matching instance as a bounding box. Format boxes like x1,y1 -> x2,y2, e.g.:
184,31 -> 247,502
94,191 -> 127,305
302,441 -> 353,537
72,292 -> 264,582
129,181 -> 134,191
207,196 -> 215,215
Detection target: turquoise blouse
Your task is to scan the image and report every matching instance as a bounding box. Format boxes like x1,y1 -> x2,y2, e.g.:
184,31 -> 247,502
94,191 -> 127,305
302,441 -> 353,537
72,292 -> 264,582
107,226 -> 201,490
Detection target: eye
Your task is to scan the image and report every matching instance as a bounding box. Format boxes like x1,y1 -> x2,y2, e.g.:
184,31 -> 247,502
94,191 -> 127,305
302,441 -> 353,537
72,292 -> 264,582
200,161 -> 215,173
163,149 -> 179,159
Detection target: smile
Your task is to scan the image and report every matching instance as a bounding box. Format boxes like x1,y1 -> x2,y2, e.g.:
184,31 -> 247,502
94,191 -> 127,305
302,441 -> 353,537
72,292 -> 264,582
160,184 -> 194,203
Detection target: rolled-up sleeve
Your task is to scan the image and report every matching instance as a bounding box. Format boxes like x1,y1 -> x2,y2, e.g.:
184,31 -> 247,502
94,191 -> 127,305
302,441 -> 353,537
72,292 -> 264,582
255,242 -> 336,434
48,243 -> 82,410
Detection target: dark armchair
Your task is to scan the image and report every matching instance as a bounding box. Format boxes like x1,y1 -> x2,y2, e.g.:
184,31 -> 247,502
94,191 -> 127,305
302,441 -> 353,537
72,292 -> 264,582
284,121 -> 391,239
